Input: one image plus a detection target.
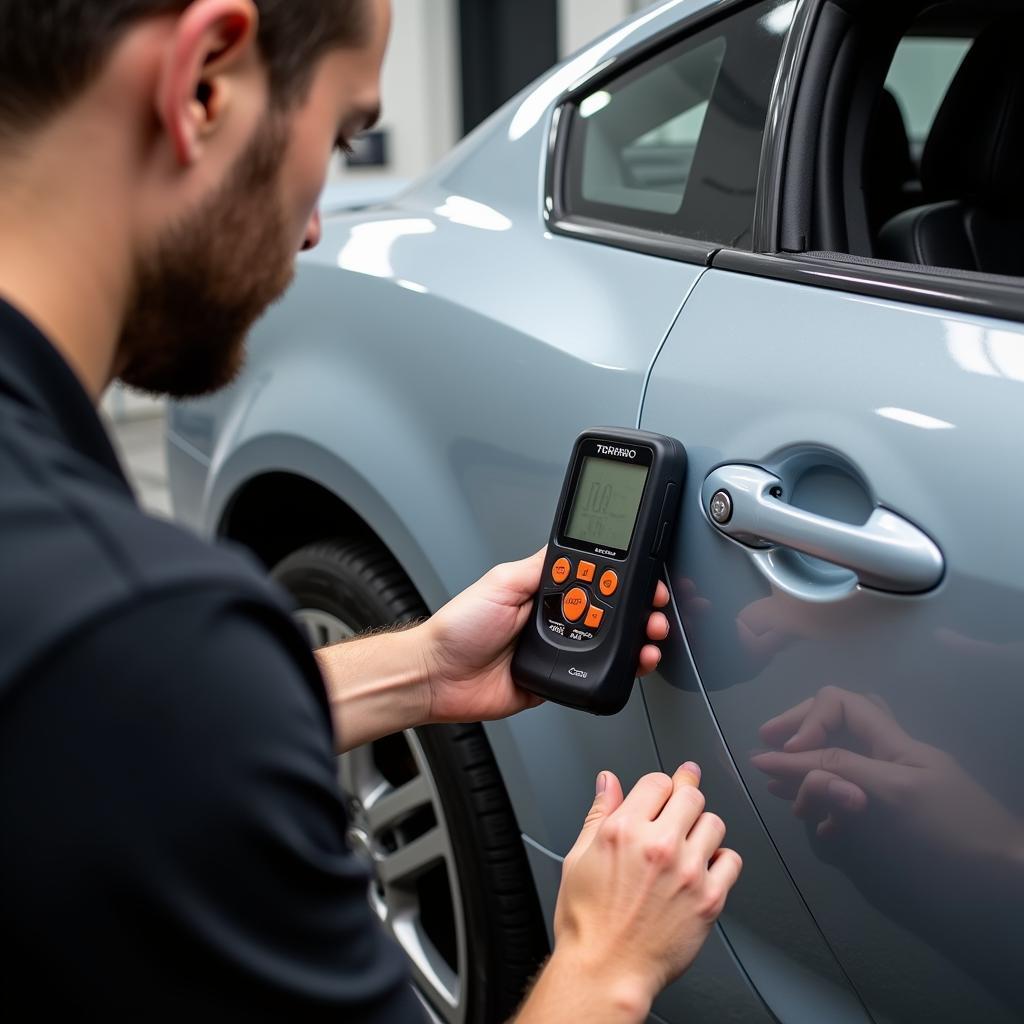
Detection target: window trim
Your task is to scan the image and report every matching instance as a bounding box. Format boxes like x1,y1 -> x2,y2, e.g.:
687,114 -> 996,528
542,0 -> 818,265
713,249 -> 1024,324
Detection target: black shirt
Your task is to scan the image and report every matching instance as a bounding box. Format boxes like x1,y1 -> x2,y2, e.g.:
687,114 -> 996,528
0,299 -> 422,1019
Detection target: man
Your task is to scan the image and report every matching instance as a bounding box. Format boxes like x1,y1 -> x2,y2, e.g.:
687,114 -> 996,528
0,1 -> 742,1019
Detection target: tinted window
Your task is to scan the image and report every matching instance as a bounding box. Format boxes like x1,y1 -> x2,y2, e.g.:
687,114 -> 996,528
562,0 -> 795,249
885,36 -> 971,152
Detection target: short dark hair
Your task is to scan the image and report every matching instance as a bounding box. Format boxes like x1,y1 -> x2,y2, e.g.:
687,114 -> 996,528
0,1 -> 370,136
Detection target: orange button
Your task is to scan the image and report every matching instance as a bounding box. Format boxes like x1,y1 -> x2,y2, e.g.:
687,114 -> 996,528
584,606 -> 605,629
551,557 -> 571,584
598,570 -> 619,597
576,560 -> 596,582
562,587 -> 588,623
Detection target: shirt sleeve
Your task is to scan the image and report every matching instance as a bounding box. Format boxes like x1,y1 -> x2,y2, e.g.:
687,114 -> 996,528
1,587 -> 424,1021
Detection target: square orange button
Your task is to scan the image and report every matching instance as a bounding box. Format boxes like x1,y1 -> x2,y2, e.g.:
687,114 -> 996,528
584,606 -> 604,629
576,560 -> 596,582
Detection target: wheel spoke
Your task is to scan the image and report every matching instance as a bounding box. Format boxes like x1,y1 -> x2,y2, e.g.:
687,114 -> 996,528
338,744 -> 387,806
365,773 -> 432,834
378,825 -> 446,887
395,908 -> 461,1020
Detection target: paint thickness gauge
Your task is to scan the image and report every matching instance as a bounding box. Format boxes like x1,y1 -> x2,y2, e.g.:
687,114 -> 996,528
512,427 -> 686,715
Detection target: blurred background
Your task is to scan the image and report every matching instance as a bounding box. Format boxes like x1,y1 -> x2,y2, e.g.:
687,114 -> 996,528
104,0 -> 651,513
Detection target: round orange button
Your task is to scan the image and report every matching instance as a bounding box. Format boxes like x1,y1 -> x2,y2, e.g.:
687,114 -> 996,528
562,587 -> 588,623
551,557 -> 571,584
598,570 -> 619,597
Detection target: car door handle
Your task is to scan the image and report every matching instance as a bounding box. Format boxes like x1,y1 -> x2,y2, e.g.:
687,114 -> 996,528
702,465 -> 944,594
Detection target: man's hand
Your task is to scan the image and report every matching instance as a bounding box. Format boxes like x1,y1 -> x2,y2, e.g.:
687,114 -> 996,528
516,764 -> 742,1022
422,549 -> 671,725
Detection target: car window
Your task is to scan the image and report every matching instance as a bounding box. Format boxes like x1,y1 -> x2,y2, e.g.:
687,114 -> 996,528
884,36 -> 971,153
561,0 -> 796,249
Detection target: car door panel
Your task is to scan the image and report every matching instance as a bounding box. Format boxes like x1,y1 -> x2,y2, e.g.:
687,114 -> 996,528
642,268 -> 1024,1022
642,598 -> 873,1024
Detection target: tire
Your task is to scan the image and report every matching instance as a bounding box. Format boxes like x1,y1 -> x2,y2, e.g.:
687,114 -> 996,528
272,538 -> 549,1023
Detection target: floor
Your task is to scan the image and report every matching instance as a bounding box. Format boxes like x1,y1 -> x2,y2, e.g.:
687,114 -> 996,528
107,411 -> 173,518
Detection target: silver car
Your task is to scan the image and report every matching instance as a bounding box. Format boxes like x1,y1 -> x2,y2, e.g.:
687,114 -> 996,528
169,0 -> 1024,1020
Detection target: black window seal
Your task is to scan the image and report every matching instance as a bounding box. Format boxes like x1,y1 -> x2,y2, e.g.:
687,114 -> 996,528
542,0 -> 815,267
713,249 -> 1024,323
752,0 -> 824,251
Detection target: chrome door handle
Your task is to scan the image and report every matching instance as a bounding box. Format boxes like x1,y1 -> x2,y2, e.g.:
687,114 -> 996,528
702,465 -> 944,594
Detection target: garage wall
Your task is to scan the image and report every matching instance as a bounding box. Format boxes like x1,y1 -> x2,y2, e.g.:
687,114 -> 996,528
330,0 -> 461,183
558,0 -> 649,58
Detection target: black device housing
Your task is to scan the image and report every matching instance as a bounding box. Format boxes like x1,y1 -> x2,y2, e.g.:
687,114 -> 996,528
512,427 -> 686,715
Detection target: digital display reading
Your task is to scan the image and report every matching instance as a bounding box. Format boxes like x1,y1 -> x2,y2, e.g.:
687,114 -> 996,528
565,456 -> 649,551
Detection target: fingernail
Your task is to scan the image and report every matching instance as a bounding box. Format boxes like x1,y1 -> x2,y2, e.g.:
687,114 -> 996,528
681,761 -> 701,781
596,772 -> 607,795
827,778 -> 861,810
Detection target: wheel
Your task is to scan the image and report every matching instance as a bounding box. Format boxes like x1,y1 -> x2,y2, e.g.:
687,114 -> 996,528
272,538 -> 549,1023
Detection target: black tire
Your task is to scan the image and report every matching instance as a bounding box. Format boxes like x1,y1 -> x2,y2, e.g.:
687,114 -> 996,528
272,537 -> 549,1023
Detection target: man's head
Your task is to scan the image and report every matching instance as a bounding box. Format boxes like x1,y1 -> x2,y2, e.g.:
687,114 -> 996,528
0,0 -> 389,397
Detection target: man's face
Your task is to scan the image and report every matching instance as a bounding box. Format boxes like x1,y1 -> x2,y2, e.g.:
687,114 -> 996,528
118,0 -> 390,398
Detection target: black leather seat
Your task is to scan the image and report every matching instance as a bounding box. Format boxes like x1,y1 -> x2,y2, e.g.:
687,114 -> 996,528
878,19 -> 1024,276
863,89 -> 916,236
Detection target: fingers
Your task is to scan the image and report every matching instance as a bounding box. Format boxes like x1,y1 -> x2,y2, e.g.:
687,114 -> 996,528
568,771 -> 625,860
781,686 -> 912,757
687,811 -> 726,860
759,697 -> 815,747
637,644 -> 662,677
759,686 -> 913,761
646,610 -> 670,641
750,747 -> 905,804
486,548 -> 548,605
792,768 -> 868,819
708,847 -> 743,891
616,772 -> 675,823
653,764 -> 706,835
653,580 -> 670,608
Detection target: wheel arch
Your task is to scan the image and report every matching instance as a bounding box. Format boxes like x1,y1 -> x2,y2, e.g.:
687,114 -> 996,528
206,435 -> 451,614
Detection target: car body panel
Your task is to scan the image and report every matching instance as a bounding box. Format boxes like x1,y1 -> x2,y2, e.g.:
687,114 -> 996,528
166,0 -> 1024,1019
641,268 -> 1024,1022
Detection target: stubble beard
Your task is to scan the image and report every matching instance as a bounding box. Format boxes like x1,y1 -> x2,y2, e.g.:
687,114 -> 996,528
117,115 -> 297,399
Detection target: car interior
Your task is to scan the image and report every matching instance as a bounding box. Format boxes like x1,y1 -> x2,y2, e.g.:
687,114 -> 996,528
783,0 -> 1024,280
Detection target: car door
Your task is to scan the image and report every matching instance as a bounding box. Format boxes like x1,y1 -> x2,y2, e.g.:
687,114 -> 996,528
637,19 -> 1024,1024
547,3 -> 894,1022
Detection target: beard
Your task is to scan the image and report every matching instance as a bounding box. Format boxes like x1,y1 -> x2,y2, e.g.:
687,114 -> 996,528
117,115 -> 297,399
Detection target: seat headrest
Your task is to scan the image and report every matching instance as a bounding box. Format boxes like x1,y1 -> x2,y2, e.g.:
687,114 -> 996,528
922,17 -> 1024,212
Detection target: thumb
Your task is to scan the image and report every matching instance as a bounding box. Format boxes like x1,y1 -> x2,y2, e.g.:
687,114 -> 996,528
569,771 -> 624,859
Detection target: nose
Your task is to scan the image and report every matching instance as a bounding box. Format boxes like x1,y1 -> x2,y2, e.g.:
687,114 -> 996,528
302,209 -> 322,251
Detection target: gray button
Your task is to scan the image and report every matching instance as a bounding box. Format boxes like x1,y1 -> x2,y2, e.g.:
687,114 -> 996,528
710,489 -> 733,525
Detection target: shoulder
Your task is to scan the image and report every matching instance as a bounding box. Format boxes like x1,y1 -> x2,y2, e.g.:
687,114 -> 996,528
2,588 -> 418,1017
0,403 -> 296,693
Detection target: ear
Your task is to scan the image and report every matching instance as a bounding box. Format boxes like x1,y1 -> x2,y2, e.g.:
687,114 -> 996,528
155,0 -> 260,167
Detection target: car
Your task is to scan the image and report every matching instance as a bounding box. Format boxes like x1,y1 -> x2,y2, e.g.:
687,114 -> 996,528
167,0 -> 1024,1020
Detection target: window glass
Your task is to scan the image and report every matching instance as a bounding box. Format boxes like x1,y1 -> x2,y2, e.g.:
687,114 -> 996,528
885,37 -> 971,149
562,0 -> 795,248
580,40 -> 725,215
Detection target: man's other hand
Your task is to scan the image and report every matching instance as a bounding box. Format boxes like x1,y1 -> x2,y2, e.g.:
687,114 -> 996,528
422,549 -> 671,725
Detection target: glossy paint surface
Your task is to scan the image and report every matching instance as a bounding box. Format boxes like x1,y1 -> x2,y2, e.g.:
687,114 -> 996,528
167,0 -> 1024,1019
642,269 -> 1024,1022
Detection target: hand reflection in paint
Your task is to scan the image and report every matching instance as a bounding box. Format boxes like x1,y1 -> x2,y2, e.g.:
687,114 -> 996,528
752,686 -> 1024,1009
752,686 -> 1024,862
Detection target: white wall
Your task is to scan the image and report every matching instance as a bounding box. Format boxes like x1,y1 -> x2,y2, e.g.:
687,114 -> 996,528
558,0 -> 648,58
331,0 -> 461,183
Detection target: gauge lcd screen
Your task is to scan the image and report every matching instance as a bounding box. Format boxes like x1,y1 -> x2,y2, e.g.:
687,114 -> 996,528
564,456 -> 649,551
